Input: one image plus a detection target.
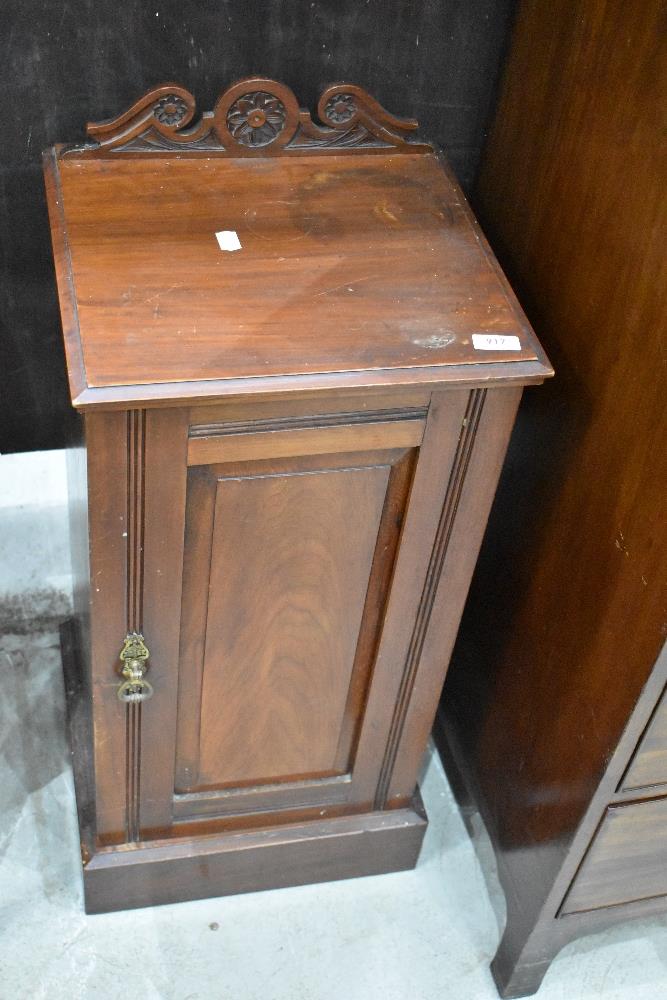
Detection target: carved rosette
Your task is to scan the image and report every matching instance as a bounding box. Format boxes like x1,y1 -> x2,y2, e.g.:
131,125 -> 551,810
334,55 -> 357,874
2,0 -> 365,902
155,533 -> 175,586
226,92 -> 287,147
323,93 -> 357,124
63,78 -> 432,157
154,95 -> 189,126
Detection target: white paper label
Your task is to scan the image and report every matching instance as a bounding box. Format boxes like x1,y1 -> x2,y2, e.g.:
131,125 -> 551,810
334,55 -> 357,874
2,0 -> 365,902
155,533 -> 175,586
472,333 -> 521,351
215,230 -> 242,252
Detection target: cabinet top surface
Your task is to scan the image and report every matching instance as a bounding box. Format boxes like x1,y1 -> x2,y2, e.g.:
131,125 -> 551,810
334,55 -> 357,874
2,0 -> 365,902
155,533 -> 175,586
46,140 -> 550,407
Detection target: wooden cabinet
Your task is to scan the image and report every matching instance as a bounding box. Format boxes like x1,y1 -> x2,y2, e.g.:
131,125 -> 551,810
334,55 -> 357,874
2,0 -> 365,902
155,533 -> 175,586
433,2 -> 666,996
45,78 -> 551,913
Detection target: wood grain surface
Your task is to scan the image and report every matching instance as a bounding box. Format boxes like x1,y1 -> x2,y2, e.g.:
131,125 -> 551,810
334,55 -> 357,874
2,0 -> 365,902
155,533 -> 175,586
47,150 -> 547,404
622,689 -> 667,793
197,462 -> 388,788
435,0 -> 667,993
562,797 -> 667,914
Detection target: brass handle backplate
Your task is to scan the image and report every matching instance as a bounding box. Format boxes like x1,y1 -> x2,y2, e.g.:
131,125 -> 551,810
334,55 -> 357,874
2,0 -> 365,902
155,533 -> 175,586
117,633 -> 153,703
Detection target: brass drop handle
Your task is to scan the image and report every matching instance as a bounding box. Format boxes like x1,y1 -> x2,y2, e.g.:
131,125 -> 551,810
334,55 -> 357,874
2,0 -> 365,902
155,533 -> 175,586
117,633 -> 154,703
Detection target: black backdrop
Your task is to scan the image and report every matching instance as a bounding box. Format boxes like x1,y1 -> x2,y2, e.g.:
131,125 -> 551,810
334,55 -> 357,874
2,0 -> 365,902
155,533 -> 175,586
1,0 -> 516,453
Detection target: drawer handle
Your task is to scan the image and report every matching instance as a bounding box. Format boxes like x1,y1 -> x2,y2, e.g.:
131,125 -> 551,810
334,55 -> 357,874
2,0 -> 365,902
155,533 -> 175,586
117,632 -> 153,703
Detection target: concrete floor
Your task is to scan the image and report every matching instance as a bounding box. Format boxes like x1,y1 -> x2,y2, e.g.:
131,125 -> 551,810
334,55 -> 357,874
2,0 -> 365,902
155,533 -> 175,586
1,450 -> 666,999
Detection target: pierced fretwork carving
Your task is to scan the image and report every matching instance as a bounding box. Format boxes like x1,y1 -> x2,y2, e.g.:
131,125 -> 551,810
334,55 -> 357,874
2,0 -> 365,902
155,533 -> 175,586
61,78 -> 432,158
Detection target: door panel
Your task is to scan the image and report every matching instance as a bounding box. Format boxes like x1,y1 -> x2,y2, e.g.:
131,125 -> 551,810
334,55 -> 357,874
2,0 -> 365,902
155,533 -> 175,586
198,464 -> 389,789
174,438 -> 419,821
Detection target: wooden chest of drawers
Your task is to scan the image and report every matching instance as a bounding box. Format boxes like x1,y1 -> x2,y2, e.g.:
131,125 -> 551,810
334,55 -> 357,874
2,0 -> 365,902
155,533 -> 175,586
434,1 -> 666,993
44,77 -> 551,913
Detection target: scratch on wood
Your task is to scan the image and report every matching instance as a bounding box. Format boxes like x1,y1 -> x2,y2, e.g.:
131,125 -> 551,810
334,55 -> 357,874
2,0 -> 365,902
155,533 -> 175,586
314,276 -> 372,298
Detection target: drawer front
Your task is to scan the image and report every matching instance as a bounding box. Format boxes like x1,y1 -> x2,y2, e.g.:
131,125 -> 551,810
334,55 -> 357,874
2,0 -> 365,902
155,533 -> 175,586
561,796 -> 667,914
622,687 -> 667,792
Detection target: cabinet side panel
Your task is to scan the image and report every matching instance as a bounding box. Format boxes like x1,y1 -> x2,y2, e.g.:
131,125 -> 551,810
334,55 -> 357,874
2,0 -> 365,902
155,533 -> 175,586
349,388 -> 474,807
387,386 -> 522,803
85,411 -> 130,843
197,464 -> 389,790
65,414 -> 90,668
64,415 -> 95,849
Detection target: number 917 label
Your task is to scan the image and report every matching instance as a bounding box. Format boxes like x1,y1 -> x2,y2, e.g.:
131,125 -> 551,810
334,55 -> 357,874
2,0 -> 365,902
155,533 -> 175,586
472,334 -> 521,351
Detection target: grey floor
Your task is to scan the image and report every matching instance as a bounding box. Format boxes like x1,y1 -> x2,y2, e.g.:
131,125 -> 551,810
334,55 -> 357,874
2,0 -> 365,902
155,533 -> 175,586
1,451 -> 666,999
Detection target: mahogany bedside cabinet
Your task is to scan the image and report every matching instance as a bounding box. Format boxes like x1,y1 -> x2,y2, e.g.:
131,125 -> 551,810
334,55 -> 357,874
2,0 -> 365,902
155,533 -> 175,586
43,77 -> 552,913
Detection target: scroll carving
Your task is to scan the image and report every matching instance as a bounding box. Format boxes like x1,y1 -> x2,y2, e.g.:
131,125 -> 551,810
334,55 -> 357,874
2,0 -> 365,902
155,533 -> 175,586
61,78 -> 432,158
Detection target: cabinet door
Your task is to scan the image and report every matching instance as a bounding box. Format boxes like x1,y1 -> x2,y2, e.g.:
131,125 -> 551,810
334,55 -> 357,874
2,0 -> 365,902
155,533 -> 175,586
86,388 -> 518,843
173,444 -> 413,822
